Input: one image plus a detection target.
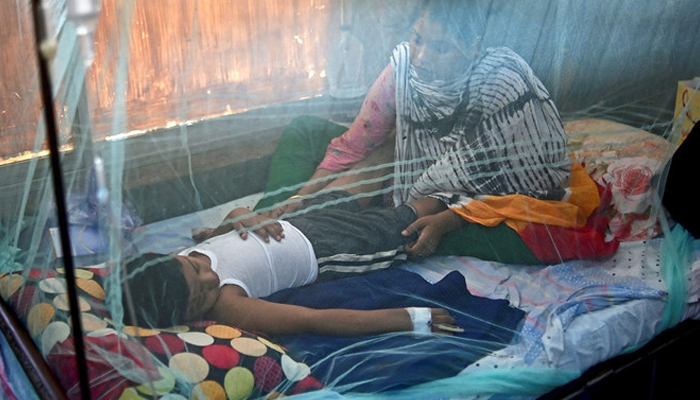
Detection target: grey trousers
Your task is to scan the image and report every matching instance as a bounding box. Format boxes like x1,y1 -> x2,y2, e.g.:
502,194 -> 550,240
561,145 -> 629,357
286,191 -> 417,276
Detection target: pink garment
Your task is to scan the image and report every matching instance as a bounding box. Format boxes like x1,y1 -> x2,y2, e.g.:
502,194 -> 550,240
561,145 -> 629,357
318,64 -> 398,171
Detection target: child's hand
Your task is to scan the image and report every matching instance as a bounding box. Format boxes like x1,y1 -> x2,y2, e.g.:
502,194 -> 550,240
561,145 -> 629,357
430,308 -> 463,334
193,208 -> 285,242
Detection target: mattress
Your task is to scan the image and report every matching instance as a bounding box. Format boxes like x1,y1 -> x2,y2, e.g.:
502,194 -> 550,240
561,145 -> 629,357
126,191 -> 700,399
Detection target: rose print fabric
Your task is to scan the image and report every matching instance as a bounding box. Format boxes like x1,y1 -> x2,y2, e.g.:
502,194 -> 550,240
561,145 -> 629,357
566,118 -> 672,241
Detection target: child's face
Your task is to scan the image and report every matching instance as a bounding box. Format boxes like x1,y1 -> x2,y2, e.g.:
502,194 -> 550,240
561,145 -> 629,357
178,254 -> 221,320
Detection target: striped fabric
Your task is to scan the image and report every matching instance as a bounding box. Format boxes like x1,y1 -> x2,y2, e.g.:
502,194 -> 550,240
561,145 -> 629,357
317,250 -> 408,275
391,43 -> 571,206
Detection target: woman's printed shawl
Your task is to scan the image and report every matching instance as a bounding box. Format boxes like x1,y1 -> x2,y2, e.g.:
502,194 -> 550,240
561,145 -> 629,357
391,42 -> 571,205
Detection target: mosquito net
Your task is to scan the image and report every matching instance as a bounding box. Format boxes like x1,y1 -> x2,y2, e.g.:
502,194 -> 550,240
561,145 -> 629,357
1,1 -> 699,399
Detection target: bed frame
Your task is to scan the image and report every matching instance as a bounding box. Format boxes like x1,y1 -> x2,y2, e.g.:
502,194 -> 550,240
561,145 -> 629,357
0,295 -> 68,400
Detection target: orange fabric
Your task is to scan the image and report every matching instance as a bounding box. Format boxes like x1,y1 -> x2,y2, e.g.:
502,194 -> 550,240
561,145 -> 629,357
518,182 -> 619,263
450,163 -> 600,232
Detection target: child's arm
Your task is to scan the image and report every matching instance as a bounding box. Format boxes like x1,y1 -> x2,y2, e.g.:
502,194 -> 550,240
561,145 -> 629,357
207,286 -> 459,337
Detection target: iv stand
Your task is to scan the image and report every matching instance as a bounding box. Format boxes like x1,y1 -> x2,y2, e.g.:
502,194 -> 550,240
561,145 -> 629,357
29,1 -> 92,399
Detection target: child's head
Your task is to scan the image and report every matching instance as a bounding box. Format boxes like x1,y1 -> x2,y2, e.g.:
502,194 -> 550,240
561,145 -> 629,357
121,253 -> 190,327
121,251 -> 222,327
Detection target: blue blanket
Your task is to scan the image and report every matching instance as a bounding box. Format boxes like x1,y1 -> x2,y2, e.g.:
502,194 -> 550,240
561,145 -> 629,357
264,268 -> 525,392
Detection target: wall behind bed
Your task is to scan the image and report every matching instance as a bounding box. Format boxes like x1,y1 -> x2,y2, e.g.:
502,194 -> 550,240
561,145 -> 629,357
349,0 -> 700,123
481,0 -> 700,124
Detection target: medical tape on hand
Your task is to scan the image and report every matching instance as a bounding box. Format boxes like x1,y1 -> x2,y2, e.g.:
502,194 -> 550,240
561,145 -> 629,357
406,307 -> 432,334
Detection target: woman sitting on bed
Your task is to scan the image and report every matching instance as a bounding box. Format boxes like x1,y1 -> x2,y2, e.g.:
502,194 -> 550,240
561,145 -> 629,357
121,189 -> 463,335
251,0 -> 589,264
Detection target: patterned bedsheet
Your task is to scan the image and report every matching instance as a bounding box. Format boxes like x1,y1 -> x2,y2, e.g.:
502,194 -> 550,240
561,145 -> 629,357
396,230 -> 700,398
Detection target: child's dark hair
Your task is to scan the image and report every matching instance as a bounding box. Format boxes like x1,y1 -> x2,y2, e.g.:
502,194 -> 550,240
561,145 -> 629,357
121,253 -> 190,327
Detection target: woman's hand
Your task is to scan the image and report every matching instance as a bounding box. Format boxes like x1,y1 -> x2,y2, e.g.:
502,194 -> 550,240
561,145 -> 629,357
192,208 -> 284,243
401,209 -> 465,258
263,196 -> 306,219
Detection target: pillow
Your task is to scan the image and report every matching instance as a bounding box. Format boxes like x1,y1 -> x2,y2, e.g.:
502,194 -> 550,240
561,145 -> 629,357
120,321 -> 322,399
565,118 -> 672,241
0,265 -> 321,400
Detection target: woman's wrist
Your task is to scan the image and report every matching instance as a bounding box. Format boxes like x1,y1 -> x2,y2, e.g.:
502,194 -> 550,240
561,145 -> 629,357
409,197 -> 447,218
437,209 -> 465,232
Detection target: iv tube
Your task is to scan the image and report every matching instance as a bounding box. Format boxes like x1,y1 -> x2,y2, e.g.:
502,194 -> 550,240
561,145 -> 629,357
66,0 -> 102,67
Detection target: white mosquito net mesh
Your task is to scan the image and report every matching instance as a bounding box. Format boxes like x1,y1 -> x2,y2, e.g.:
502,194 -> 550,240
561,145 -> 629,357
1,1 -> 699,399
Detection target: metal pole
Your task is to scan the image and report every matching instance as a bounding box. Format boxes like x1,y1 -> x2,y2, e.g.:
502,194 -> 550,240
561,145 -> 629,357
30,1 -> 92,399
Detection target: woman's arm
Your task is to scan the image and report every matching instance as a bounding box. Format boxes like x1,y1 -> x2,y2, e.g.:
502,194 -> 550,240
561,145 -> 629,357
193,207 -> 284,243
264,66 -> 397,218
256,65 -> 399,219
208,286 -> 458,337
264,167 -> 337,218
317,64 -> 398,172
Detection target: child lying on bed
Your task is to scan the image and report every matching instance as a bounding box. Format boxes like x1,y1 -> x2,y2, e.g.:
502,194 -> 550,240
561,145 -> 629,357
121,191 -> 463,337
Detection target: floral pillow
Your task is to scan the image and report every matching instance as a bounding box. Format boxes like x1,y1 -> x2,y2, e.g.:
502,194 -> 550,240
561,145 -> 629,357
0,265 -> 321,400
565,119 -> 672,241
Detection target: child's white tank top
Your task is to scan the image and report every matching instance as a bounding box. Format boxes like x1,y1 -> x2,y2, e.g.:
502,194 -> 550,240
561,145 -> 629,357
180,220 -> 317,298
